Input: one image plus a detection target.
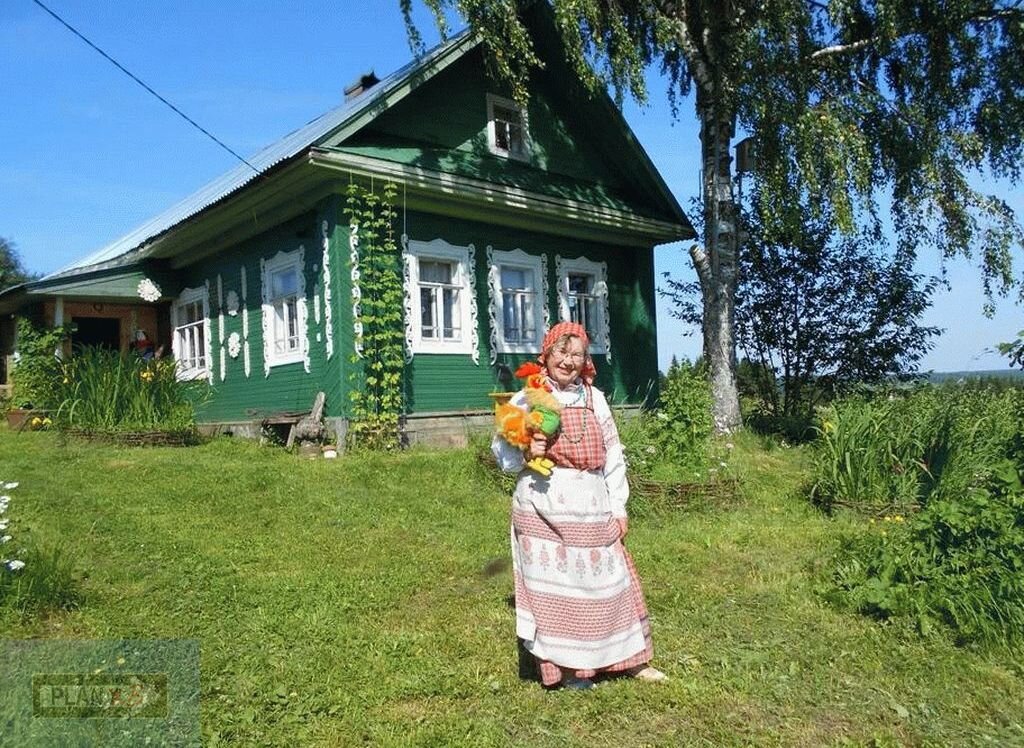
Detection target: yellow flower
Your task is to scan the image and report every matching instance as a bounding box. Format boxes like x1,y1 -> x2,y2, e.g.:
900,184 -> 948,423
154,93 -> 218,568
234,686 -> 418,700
140,370 -> 155,382
62,377 -> 70,384
42,418 -> 52,426
31,417 -> 41,426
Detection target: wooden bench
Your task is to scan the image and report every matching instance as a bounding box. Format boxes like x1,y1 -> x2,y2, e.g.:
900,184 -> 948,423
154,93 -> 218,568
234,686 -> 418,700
255,392 -> 327,449
258,412 -> 308,448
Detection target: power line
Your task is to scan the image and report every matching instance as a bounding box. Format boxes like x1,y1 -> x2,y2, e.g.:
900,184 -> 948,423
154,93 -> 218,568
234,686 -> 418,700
31,0 -> 259,174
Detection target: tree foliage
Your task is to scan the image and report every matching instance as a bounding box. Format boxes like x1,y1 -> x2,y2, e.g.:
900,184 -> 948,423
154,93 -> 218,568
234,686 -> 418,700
998,330 -> 1024,369
404,0 -> 1022,299
0,237 -> 36,293
663,196 -> 941,421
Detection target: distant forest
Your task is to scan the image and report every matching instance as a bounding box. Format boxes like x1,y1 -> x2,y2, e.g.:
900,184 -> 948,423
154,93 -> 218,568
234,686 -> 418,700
927,369 -> 1024,382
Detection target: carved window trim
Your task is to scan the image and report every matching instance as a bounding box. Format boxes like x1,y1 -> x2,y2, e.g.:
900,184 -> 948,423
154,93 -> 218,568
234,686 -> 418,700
555,254 -> 611,358
260,246 -> 309,375
488,247 -> 547,356
171,284 -> 212,382
403,238 -> 479,361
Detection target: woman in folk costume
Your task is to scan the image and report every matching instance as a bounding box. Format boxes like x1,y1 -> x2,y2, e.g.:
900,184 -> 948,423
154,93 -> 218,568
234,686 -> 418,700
492,321 -> 667,690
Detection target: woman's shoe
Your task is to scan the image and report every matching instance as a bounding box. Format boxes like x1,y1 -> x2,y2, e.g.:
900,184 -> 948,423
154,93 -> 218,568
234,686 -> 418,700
561,677 -> 595,690
627,665 -> 668,682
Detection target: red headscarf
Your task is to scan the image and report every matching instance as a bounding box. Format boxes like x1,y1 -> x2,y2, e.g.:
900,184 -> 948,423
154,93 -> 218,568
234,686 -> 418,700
538,321 -> 597,383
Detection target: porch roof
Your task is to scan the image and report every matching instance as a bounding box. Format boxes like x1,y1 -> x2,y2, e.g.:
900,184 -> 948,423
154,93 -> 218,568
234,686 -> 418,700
0,264 -> 180,315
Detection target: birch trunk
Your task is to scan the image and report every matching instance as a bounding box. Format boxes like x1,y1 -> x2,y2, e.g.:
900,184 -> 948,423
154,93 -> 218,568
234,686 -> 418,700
693,93 -> 742,433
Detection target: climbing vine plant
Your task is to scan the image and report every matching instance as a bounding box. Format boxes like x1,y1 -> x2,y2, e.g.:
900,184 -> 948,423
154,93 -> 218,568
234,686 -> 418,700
345,180 -> 405,449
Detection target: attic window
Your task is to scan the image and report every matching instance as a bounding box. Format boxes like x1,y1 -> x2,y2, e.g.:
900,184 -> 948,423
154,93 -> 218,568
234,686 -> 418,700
487,94 -> 529,161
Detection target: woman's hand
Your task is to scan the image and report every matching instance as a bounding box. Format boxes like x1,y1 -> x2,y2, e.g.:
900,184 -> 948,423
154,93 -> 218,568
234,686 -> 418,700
616,517 -> 628,540
528,432 -> 548,459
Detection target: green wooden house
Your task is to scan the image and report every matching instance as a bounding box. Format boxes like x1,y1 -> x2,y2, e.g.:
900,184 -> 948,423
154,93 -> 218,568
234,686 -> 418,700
0,10 -> 692,445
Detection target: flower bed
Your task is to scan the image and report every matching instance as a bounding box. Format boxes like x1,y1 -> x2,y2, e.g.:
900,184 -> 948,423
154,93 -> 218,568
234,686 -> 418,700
52,347 -> 208,441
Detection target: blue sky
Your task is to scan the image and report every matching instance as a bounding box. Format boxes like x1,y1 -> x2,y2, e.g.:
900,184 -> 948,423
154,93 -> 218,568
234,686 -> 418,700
1,0 -> 1020,372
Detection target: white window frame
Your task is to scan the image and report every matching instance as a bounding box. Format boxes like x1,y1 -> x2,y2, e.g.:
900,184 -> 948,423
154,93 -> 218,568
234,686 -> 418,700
556,255 -> 610,357
171,285 -> 212,381
489,248 -> 546,354
404,239 -> 476,356
486,93 -> 530,162
261,247 -> 308,373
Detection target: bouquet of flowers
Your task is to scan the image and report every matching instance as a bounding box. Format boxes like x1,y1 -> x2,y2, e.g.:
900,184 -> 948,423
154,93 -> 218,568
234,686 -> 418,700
494,362 -> 562,476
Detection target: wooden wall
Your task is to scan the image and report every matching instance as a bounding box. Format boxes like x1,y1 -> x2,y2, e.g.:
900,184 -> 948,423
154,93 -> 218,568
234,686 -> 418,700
175,198 -> 346,423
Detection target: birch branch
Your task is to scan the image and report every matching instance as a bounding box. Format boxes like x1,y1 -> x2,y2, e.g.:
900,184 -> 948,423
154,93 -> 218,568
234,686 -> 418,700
809,37 -> 876,61
657,2 -> 715,92
809,6 -> 1022,62
689,243 -> 713,297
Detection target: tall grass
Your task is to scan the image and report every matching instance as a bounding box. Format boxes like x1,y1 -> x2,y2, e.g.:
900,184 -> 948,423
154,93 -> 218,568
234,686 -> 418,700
52,347 -> 204,433
0,481 -> 79,616
810,385 -> 1020,513
815,384 -> 1024,646
0,541 -> 80,616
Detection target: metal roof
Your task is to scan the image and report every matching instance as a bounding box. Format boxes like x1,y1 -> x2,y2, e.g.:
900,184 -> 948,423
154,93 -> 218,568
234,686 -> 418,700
47,29 -> 474,280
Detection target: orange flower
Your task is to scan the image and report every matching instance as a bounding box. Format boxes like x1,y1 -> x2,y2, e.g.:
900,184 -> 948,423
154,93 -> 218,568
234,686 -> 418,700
514,361 -> 543,378
528,411 -> 545,427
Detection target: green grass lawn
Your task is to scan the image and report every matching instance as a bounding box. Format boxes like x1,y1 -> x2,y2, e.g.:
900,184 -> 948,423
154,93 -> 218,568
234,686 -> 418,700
1,429 -> 1023,746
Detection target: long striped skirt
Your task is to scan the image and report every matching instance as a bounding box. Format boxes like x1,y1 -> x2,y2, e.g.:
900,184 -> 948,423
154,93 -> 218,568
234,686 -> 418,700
511,467 -> 653,686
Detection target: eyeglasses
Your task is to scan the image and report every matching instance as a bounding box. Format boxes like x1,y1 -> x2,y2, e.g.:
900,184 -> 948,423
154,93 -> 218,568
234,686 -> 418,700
549,349 -> 586,362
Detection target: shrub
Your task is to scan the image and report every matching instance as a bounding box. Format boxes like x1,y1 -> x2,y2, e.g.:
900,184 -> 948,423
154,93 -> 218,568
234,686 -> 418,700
10,318 -> 74,409
745,407 -> 817,443
810,385 -> 1019,514
52,347 -> 205,434
647,358 -> 713,474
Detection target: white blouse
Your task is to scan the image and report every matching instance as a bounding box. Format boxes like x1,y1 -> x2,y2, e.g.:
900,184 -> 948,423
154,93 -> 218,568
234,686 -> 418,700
491,381 -> 630,518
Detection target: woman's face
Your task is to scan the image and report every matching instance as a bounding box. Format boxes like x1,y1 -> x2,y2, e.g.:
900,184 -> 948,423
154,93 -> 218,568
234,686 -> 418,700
544,336 -> 587,389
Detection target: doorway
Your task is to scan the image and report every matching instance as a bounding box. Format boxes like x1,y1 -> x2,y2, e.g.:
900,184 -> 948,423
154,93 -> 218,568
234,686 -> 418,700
71,316 -> 121,351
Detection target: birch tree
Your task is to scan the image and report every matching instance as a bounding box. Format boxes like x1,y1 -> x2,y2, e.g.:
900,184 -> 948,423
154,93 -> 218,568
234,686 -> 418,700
403,0 -> 1024,432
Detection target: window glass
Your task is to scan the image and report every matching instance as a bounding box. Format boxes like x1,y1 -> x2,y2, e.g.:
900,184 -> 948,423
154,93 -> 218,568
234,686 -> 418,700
568,274 -> 591,296
501,266 -> 535,344
418,258 -> 461,342
501,267 -> 529,291
568,273 -> 595,333
420,260 -> 452,284
442,288 -> 456,338
272,267 -> 298,299
490,98 -> 527,158
273,296 -> 299,354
